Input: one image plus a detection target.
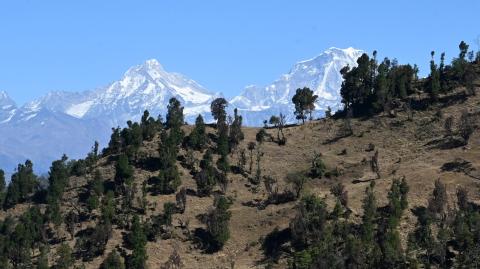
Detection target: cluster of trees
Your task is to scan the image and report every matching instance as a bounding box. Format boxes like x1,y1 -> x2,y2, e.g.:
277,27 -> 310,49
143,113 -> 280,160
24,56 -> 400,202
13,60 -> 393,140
107,109 -> 163,158
340,41 -> 479,117
340,50 -> 418,116
152,98 -> 184,195
273,177 -> 480,269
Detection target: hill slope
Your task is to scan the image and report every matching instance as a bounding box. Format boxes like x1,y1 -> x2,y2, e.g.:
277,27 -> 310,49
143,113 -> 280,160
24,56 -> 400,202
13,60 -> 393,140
1,84 -> 479,268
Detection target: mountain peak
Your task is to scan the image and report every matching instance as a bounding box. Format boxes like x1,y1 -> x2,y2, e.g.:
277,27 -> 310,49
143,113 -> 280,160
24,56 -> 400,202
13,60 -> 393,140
143,58 -> 163,70
0,91 -> 16,107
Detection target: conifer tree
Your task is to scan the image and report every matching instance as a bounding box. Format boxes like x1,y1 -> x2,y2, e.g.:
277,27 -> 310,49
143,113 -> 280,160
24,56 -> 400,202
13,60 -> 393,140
155,129 -> 181,194
56,243 -> 74,269
128,215 -> 147,269
242,143 -> 254,175
188,114 -> 208,150
101,250 -> 125,269
4,160 -> 38,209
206,196 -> 232,250
228,108 -> 244,151
429,51 -> 441,100
115,154 -> 134,195
108,127 -> 122,154
0,169 -> 5,206
46,155 -> 70,225
195,150 -> 217,196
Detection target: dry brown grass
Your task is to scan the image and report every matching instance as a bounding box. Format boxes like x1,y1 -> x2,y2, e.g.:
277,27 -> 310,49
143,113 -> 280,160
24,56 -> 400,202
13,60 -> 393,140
1,88 -> 479,269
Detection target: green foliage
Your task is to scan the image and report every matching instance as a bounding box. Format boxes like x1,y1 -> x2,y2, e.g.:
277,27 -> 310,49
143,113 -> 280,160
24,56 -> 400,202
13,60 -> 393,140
195,150 -> 217,196
101,191 -> 115,225
108,127 -> 122,154
37,245 -> 50,269
166,98 -> 185,146
210,98 -> 228,124
206,196 -> 232,250
75,222 -> 112,261
428,51 -> 441,100
154,128 -> 182,195
140,110 -> 159,141
127,215 -> 147,269
290,194 -> 328,248
341,53 -> 416,116
155,166 -> 181,195
0,169 -> 5,205
46,155 -> 70,225
255,129 -> 267,144
115,154 -> 134,195
361,182 -> 377,243
4,160 -> 38,209
121,121 -> 144,157
187,114 -> 208,150
228,108 -> 244,151
166,97 -> 185,130
309,152 -> 326,178
55,243 -> 74,269
292,87 -> 318,123
101,250 -> 125,269
286,172 -> 307,199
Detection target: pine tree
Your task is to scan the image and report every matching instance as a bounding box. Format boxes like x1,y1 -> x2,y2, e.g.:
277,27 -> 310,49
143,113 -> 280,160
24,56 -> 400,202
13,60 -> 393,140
55,243 -> 74,269
4,160 -> 38,209
210,98 -> 228,125
247,142 -> 256,173
374,58 -> 390,111
37,244 -> 49,269
101,250 -> 125,269
206,196 -> 232,250
115,154 -> 134,195
195,150 -> 217,197
228,108 -> 244,151
108,127 -> 122,154
429,51 -> 441,100
188,114 -> 208,150
128,215 -> 147,269
0,169 -> 5,206
46,155 -> 70,225
166,97 -> 185,146
155,130 -> 181,194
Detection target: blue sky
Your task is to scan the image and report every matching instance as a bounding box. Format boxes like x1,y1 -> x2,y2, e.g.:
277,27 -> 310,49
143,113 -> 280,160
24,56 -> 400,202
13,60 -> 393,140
0,0 -> 479,105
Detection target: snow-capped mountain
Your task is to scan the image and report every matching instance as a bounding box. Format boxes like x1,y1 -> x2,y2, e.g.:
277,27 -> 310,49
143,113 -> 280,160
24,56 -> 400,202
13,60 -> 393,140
230,47 -> 363,125
27,59 -> 221,128
0,47 -> 362,174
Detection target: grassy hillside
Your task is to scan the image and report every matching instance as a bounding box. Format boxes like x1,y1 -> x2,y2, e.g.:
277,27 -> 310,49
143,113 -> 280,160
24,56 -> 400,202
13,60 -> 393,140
0,47 -> 479,269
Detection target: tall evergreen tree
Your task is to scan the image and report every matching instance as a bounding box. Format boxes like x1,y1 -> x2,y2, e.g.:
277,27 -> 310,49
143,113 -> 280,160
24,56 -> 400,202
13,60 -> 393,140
115,154 -> 134,196
228,108 -> 244,151
46,155 -> 70,225
188,114 -> 208,150
4,160 -> 38,209
206,196 -> 232,251
166,97 -> 185,146
0,169 -> 5,205
128,215 -> 147,269
429,51 -> 441,100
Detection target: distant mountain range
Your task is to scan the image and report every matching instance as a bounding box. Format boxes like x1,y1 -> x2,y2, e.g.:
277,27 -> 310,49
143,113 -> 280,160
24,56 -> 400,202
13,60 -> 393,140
0,47 -> 362,173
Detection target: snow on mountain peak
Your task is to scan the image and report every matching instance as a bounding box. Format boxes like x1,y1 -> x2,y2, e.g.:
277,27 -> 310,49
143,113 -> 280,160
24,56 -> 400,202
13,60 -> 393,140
230,47 -> 363,125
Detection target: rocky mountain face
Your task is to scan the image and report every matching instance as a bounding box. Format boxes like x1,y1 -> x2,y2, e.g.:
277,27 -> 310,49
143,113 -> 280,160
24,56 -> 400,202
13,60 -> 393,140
0,48 -> 362,173
231,47 -> 363,125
